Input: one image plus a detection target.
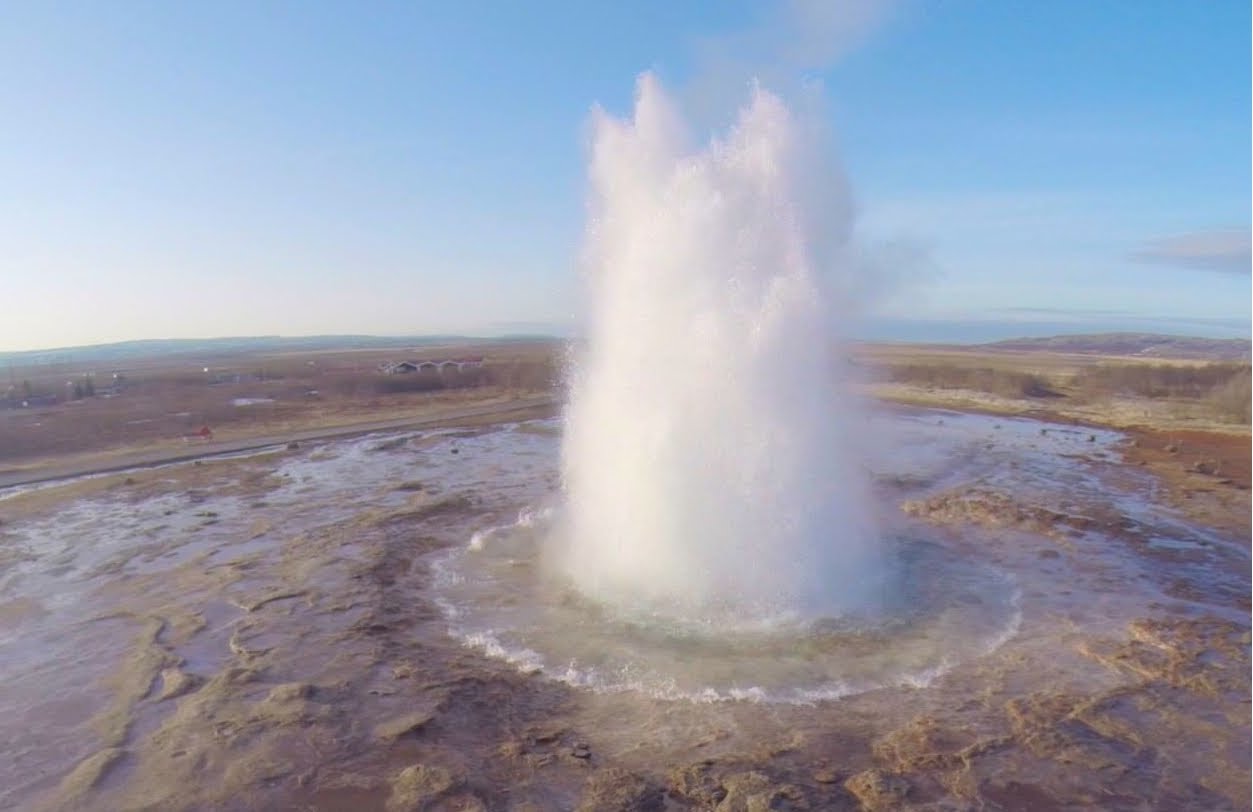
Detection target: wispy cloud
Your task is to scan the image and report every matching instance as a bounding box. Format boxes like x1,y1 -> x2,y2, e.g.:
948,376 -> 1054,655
686,0 -> 898,116
991,306 -> 1249,330
1131,228 -> 1251,274
745,0 -> 897,73
998,306 -> 1144,319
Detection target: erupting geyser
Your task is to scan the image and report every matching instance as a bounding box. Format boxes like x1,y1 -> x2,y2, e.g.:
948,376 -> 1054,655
435,76 -> 1018,700
556,75 -> 879,622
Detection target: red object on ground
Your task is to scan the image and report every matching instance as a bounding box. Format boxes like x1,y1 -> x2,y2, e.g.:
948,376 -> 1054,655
198,425 -> 214,440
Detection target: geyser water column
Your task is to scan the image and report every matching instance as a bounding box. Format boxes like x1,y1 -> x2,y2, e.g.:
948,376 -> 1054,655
556,74 -> 878,623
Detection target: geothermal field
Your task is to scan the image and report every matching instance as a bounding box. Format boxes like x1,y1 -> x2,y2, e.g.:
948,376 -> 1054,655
1,79 -> 1249,811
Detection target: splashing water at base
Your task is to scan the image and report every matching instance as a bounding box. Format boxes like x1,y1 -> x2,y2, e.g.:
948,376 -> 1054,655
553,74 -> 876,622
431,78 -> 1027,704
436,505 -> 1021,703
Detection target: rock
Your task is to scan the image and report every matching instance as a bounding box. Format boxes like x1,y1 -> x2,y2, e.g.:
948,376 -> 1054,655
980,779 -> 1062,810
221,666 -> 260,685
576,768 -> 663,812
157,666 -> 203,700
716,770 -> 805,811
387,764 -> 459,811
1039,549 -> 1061,559
59,748 -> 126,798
497,741 -> 526,759
249,682 -> 328,728
901,487 -> 1083,538
812,767 -> 840,784
1191,459 -> 1221,476
287,441 -> 300,450
844,769 -> 908,811
223,757 -> 296,788
668,760 -> 727,807
524,724 -> 566,746
1165,442 -> 1180,453
571,744 -> 591,759
374,710 -> 435,741
267,682 -> 314,702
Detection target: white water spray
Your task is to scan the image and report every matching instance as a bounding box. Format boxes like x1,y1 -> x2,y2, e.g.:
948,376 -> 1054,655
555,74 -> 878,622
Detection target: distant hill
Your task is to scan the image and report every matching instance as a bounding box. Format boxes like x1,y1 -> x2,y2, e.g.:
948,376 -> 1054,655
0,334 -> 559,368
982,332 -> 1251,361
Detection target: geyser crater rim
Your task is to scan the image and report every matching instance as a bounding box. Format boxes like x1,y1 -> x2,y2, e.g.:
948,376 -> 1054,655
432,511 -> 1023,704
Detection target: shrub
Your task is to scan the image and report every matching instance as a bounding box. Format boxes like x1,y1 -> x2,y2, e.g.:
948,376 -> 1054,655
1205,368 -> 1252,423
883,364 -> 1059,399
1071,362 -> 1250,401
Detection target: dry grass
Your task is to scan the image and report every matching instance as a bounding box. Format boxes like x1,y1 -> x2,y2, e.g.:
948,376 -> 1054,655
0,341 -> 563,464
879,364 -> 1060,399
1071,363 -> 1250,422
857,344 -> 1251,431
4,337 -> 1246,466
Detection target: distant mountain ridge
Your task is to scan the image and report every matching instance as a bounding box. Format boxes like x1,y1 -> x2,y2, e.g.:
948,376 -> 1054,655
5,330 -> 1248,367
982,332 -> 1251,361
0,334 -> 558,368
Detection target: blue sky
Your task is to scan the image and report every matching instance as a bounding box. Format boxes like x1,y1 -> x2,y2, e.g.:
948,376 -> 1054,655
1,0 -> 1248,351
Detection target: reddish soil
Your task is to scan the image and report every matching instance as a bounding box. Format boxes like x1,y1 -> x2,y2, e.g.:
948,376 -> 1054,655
1122,427 -> 1251,540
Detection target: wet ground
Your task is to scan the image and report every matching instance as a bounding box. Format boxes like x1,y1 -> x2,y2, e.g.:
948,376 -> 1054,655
0,407 -> 1247,811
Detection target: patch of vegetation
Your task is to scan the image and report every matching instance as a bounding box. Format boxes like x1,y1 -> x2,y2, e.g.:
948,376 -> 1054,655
1205,369 -> 1251,424
1070,362 -> 1248,399
1071,362 -> 1251,423
883,365 -> 1060,399
879,357 -> 1251,426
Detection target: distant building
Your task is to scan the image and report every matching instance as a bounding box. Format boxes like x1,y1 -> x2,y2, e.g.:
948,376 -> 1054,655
380,357 -> 486,374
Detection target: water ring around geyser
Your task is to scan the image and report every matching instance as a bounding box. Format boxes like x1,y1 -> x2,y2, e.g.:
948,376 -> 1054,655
432,508 -> 1022,704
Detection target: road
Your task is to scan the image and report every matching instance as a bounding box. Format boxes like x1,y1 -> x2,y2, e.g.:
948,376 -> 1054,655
0,395 -> 559,491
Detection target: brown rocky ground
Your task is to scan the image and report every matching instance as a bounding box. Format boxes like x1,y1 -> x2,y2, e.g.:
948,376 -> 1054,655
1121,427 -> 1251,540
2,344 -> 1247,812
